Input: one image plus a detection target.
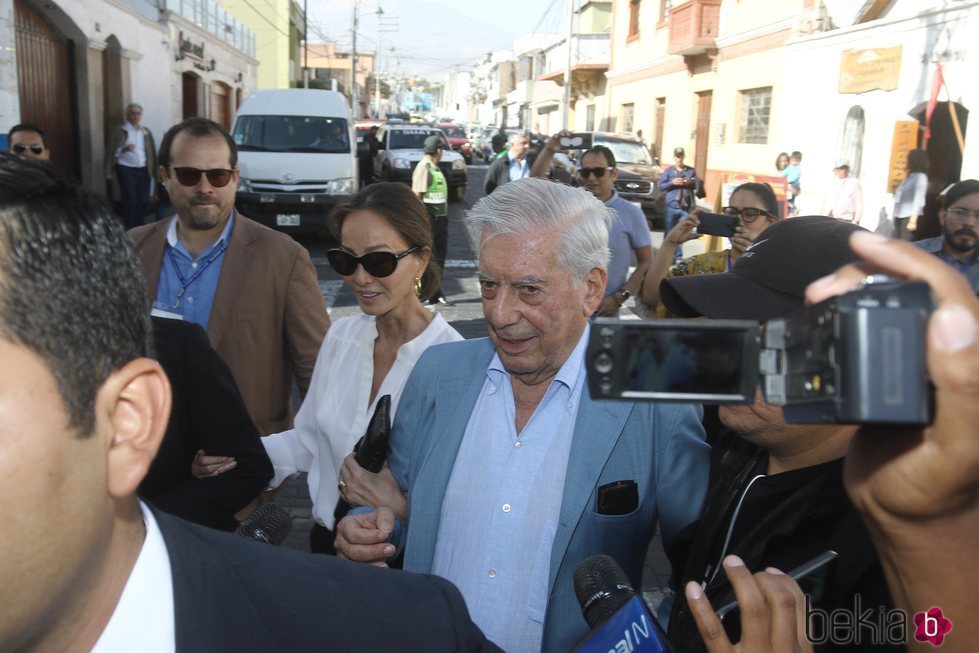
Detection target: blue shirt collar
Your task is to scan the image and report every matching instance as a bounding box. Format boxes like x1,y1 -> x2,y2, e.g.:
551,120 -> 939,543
487,322 -> 590,396
165,211 -> 235,257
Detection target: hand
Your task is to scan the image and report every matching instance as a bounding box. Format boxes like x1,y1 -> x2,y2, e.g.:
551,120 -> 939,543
685,556 -> 812,653
334,508 -> 397,567
672,177 -> 686,186
729,225 -> 761,255
125,143 -> 136,152
544,130 -> 569,154
191,448 -> 236,478
338,454 -> 407,520
595,295 -> 623,317
907,215 -> 918,232
666,212 -> 704,247
805,231 -> 979,525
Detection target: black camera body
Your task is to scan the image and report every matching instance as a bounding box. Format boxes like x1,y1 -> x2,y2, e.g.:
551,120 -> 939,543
587,280 -> 935,425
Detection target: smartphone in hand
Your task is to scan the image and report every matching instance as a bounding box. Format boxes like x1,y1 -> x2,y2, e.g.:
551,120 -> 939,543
695,212 -> 740,238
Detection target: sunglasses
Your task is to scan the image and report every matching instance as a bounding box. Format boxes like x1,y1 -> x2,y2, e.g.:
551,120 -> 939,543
578,166 -> 613,179
723,206 -> 772,223
170,166 -> 236,188
327,246 -> 419,277
12,143 -> 44,155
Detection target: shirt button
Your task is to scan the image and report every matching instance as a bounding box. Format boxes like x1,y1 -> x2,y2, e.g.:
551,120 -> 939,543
514,441 -> 523,449
502,503 -> 511,513
488,569 -> 497,578
187,296 -> 194,303
191,262 -> 198,269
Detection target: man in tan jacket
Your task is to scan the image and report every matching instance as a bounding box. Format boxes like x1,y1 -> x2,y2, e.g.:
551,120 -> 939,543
129,117 -> 329,435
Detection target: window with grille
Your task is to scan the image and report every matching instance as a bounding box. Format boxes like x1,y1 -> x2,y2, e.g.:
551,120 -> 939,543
738,87 -> 772,144
621,103 -> 635,133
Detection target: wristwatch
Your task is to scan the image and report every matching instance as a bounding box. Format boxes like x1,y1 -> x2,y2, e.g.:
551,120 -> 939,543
618,289 -> 632,303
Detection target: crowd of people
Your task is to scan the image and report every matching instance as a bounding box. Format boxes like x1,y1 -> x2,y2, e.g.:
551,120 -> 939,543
3,116 -> 979,653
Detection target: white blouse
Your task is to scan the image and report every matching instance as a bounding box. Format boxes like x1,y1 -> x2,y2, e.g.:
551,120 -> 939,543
262,313 -> 463,529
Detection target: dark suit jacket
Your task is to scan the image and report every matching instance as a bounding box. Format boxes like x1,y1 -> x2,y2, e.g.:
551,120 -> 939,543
153,510 -> 498,652
129,214 -> 330,434
141,317 -> 273,531
483,152 -> 538,195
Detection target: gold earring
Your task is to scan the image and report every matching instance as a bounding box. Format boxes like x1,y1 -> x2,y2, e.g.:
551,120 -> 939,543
414,276 -> 422,297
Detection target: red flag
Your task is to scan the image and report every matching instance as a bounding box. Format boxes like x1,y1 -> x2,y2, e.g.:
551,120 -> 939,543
924,61 -> 944,143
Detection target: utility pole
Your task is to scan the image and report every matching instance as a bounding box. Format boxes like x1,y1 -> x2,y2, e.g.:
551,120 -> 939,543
374,8 -> 398,119
562,0 -> 574,130
302,0 -> 308,88
351,3 -> 358,116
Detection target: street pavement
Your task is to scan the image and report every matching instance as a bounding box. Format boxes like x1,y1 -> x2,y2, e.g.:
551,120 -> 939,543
274,164 -> 682,610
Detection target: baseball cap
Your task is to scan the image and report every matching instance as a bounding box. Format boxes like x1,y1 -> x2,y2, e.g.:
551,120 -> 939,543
674,147 -> 685,157
833,158 -> 850,169
660,216 -> 867,321
423,135 -> 443,154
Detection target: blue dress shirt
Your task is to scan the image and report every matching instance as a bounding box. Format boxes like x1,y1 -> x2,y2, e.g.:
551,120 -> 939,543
153,213 -> 234,331
431,326 -> 590,653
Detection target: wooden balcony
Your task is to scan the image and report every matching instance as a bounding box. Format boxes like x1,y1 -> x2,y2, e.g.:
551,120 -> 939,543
668,0 -> 721,57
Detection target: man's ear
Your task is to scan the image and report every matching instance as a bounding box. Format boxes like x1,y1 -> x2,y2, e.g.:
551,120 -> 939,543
95,358 -> 171,499
583,266 -> 608,316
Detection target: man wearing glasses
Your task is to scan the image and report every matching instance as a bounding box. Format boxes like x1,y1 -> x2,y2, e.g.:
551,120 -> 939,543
129,117 -> 330,435
576,145 -> 652,316
7,123 -> 50,161
912,179 -> 979,294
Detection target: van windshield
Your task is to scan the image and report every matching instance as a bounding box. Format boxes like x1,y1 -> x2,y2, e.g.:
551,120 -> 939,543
233,116 -> 350,153
596,139 -> 654,166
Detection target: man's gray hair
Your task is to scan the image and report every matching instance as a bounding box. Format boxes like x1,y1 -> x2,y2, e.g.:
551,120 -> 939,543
507,131 -> 530,145
465,177 -> 611,281
125,103 -> 143,114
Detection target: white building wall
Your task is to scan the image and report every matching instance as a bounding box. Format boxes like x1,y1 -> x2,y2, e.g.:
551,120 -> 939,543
784,2 -> 979,223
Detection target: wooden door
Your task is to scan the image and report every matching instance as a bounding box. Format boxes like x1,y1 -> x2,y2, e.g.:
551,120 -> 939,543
694,91 -> 712,177
182,72 -> 199,119
14,0 -> 76,177
210,82 -> 231,131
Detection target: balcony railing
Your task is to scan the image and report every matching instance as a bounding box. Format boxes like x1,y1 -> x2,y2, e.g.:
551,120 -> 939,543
668,0 -> 721,56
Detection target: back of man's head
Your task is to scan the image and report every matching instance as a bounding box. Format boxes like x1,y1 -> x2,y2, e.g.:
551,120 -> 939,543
661,216 -> 865,321
0,152 -> 151,435
465,177 -> 611,282
158,117 -> 238,169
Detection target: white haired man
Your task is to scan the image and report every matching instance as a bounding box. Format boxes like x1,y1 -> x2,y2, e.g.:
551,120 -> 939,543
336,177 -> 709,653
484,131 -> 538,194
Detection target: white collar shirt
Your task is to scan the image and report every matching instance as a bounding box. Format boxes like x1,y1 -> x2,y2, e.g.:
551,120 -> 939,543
117,121 -> 146,169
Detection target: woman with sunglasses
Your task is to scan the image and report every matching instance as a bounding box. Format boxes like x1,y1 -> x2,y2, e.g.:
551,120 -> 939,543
195,183 -> 461,553
640,182 -> 781,316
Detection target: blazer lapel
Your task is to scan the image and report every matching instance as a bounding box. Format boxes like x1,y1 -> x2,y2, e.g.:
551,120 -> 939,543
548,393 -> 633,588
207,214 -> 252,349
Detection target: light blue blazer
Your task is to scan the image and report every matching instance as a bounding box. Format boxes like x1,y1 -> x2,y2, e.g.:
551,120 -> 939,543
387,338 -> 709,653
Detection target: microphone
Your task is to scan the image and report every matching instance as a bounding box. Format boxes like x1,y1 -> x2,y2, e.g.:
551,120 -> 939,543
572,555 -> 674,652
234,503 -> 292,545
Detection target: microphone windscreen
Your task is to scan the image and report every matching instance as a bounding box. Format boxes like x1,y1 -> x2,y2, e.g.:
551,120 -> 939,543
573,554 -> 637,628
234,503 -> 292,545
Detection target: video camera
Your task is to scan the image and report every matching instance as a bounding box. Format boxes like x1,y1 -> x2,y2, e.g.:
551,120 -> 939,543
587,279 -> 935,425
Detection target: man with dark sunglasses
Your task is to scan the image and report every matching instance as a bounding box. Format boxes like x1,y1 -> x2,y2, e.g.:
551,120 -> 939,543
7,123 -> 50,161
577,145 -> 652,316
129,117 -> 330,436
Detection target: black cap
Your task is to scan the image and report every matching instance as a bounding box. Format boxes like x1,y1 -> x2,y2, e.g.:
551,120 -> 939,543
423,135 -> 443,154
674,147 -> 685,157
660,216 -> 867,321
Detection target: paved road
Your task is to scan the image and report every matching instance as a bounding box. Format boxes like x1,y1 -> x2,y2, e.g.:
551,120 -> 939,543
274,163 -> 675,609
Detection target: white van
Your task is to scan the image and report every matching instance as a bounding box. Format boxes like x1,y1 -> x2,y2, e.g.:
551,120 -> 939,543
232,89 -> 355,234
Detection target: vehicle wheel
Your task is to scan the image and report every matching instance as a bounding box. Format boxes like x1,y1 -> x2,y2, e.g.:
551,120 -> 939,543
450,184 -> 466,203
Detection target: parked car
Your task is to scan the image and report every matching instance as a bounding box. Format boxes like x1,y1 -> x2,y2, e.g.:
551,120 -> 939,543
373,124 -> 468,201
436,123 -> 473,164
565,132 -> 664,229
232,89 -> 355,234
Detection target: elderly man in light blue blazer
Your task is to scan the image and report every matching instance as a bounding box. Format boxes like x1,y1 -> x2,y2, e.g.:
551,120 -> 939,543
336,178 -> 709,653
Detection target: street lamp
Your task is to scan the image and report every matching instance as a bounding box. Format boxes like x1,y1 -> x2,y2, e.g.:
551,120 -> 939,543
375,6 -> 383,118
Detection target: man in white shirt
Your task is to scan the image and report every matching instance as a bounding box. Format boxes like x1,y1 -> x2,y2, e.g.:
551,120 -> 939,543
106,102 -> 157,229
0,152 -> 496,653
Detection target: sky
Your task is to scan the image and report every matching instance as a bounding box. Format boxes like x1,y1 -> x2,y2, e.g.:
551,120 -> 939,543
303,0 -> 571,80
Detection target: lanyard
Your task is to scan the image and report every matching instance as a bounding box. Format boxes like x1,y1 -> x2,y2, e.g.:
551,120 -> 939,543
165,240 -> 228,308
